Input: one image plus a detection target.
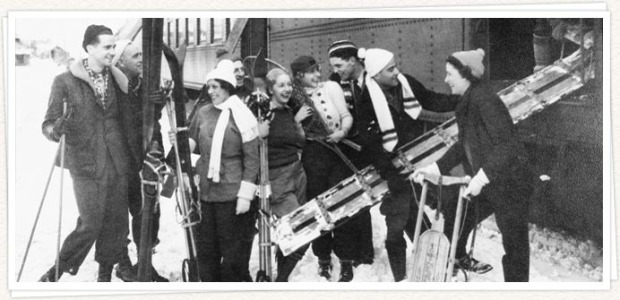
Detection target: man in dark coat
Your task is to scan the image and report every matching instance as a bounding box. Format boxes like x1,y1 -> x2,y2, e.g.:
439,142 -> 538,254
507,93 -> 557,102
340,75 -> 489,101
112,39 -> 168,282
353,48 -> 460,281
39,25 -> 139,282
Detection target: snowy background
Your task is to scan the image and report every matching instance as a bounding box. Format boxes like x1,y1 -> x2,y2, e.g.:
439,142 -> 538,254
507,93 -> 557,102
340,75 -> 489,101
12,56 -> 603,284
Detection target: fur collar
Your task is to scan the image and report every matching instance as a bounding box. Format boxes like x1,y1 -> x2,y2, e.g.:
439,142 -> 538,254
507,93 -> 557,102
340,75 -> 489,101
69,59 -> 128,94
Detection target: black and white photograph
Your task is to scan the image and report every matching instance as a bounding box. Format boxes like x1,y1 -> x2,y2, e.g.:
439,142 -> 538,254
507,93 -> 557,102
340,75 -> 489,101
6,9 -> 610,293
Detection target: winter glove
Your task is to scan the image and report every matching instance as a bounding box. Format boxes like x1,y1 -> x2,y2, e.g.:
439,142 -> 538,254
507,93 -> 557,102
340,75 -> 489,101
410,163 -> 441,184
258,120 -> 270,139
149,89 -> 166,106
464,169 -> 490,198
51,105 -> 74,140
236,197 -> 252,215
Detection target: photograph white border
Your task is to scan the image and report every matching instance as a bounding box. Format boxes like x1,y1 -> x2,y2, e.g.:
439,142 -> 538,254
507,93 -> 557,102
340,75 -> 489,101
5,6 -> 612,296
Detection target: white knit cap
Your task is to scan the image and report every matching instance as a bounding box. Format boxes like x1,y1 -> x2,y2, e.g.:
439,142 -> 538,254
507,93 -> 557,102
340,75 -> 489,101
359,48 -> 394,77
206,59 -> 237,87
112,39 -> 132,66
451,48 -> 485,79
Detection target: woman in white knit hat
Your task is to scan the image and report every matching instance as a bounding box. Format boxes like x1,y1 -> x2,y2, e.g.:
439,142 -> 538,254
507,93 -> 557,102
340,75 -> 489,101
177,59 -> 260,281
413,49 -> 534,282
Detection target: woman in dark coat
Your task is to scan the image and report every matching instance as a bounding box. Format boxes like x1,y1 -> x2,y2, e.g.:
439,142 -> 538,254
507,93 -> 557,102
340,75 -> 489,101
413,49 -> 533,282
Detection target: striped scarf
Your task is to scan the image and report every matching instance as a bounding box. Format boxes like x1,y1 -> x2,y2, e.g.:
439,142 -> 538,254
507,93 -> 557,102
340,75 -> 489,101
365,73 -> 421,152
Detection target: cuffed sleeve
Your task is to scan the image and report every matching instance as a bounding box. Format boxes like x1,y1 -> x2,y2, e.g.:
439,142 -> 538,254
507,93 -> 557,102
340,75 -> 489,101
406,74 -> 460,113
237,180 -> 258,200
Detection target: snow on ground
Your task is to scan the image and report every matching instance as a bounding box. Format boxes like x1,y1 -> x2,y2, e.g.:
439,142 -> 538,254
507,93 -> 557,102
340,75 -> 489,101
12,59 -> 603,283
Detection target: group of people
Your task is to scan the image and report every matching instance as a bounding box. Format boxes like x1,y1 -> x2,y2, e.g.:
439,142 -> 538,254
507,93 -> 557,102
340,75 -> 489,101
39,23 -> 534,283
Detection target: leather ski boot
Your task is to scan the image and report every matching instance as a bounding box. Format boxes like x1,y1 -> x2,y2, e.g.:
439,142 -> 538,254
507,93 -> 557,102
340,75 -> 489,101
97,263 -> 114,282
115,254 -> 137,282
317,259 -> 333,280
456,256 -> 493,275
38,265 -> 63,282
386,244 -> 407,282
338,260 -> 354,282
275,248 -> 305,282
150,266 -> 169,282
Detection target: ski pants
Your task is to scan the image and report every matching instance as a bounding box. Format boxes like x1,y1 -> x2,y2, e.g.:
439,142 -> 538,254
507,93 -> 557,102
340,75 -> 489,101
57,161 -> 129,274
302,141 -> 373,263
380,173 -> 428,281
196,201 -> 255,282
442,171 -> 531,282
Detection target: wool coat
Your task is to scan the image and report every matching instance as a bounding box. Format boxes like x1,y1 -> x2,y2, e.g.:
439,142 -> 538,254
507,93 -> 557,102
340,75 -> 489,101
42,60 -> 138,178
435,83 -> 529,182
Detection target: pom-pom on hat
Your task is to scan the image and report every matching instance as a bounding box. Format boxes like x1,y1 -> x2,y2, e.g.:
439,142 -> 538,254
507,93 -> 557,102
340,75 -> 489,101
359,48 -> 394,77
328,40 -> 358,56
450,48 -> 485,79
82,24 -> 113,52
112,39 -> 132,66
206,59 -> 237,87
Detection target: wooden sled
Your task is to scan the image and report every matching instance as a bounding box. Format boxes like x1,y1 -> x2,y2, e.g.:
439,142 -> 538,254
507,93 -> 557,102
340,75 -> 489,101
410,174 -> 470,282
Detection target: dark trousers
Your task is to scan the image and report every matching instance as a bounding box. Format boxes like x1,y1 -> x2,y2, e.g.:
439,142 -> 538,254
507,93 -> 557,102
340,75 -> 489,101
303,141 -> 369,263
441,177 -> 531,282
57,162 -> 129,274
196,201 -> 255,282
126,172 -> 161,253
380,177 -> 428,281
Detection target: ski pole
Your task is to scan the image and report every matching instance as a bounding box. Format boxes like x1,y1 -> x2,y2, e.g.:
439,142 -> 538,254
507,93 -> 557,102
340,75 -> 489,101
16,144 -> 61,281
55,101 -> 68,282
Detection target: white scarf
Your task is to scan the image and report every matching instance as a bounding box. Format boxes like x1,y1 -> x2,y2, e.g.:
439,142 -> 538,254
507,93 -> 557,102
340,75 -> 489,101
365,73 -> 421,152
208,95 -> 258,182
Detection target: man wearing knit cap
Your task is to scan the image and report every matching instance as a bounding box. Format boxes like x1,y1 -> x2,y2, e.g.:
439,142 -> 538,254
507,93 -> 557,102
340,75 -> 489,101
112,40 -> 168,282
353,48 -> 461,281
40,24 -> 138,282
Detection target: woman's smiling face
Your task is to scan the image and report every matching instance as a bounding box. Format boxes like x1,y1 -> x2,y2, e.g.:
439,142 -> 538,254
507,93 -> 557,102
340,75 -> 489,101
271,73 -> 293,106
445,62 -> 470,96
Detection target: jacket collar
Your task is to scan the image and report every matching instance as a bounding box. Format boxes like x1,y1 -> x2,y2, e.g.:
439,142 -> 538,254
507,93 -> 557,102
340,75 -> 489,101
69,59 -> 129,94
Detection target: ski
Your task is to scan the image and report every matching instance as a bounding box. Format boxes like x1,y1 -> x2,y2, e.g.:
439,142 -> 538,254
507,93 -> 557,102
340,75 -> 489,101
244,49 -> 273,282
137,18 -> 164,282
162,42 -> 201,282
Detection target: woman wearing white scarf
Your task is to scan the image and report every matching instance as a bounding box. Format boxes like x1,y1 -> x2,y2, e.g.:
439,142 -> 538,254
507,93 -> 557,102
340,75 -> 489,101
184,59 -> 260,282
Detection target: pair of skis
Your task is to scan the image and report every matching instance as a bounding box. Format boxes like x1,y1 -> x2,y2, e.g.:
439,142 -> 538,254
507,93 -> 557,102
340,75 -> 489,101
138,18 -> 200,282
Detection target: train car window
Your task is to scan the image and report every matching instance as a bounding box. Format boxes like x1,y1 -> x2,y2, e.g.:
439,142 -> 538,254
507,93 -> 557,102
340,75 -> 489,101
177,18 -> 186,47
169,19 -> 176,49
188,18 -> 197,46
226,18 -> 233,38
212,18 -> 225,44
200,18 -> 211,45
164,21 -> 169,47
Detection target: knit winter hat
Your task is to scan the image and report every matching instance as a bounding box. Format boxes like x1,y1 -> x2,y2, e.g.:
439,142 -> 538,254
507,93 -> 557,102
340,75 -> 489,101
290,55 -> 319,77
206,59 -> 237,87
359,48 -> 394,77
328,40 -> 358,56
112,39 -> 132,66
82,24 -> 113,52
450,48 -> 485,79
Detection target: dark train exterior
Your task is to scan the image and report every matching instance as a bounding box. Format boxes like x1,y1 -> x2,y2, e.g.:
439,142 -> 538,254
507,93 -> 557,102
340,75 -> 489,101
118,18 -> 604,244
